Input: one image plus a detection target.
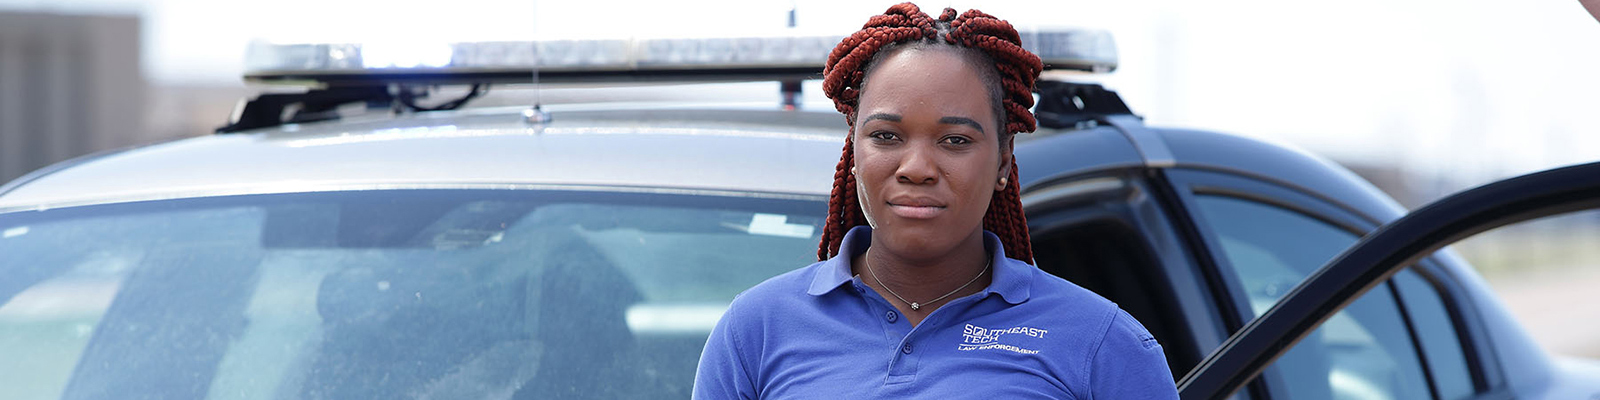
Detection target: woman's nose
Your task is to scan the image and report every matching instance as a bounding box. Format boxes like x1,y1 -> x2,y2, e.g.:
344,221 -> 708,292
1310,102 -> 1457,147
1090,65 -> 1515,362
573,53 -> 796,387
895,146 -> 938,185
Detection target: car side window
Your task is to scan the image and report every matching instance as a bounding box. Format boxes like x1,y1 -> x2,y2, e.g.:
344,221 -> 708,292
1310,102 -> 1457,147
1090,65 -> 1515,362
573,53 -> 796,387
1393,268 -> 1476,400
1193,195 -> 1433,400
1192,196 -> 1355,316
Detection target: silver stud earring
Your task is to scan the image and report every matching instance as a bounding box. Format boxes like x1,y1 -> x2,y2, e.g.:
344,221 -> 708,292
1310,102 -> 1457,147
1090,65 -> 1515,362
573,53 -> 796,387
851,167 -> 857,175
999,177 -> 1008,187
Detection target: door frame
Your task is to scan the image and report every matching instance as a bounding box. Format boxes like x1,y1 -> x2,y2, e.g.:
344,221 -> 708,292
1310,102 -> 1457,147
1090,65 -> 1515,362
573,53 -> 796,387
1178,161 -> 1600,400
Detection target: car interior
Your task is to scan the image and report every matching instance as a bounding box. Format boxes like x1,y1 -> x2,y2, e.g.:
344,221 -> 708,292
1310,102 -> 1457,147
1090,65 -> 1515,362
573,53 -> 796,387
1025,173 -> 1201,380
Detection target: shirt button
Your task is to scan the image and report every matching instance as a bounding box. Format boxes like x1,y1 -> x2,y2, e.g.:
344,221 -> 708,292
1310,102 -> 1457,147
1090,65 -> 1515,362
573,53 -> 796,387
901,343 -> 913,354
885,311 -> 899,323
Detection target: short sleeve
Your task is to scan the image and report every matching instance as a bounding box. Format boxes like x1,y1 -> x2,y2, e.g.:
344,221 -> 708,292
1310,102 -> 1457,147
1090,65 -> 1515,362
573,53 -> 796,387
692,299 -> 758,400
1089,309 -> 1179,400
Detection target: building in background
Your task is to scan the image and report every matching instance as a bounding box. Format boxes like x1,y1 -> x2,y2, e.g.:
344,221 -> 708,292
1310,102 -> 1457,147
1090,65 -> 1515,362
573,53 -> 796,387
0,11 -> 146,184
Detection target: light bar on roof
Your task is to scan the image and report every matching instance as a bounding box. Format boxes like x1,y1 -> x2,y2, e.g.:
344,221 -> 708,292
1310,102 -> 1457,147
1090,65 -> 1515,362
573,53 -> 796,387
243,29 -> 1116,86
1022,29 -> 1118,73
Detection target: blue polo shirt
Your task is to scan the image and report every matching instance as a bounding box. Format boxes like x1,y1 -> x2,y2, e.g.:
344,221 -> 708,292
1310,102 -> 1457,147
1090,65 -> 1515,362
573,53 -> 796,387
693,226 -> 1179,399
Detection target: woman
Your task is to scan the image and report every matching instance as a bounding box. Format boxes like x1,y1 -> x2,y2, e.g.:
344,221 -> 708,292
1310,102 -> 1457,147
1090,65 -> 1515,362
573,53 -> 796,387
694,3 -> 1178,399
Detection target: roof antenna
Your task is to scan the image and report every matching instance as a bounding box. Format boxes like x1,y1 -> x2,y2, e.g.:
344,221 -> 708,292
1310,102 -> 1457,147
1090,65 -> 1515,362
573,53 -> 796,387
780,2 -> 802,111
524,2 -> 552,124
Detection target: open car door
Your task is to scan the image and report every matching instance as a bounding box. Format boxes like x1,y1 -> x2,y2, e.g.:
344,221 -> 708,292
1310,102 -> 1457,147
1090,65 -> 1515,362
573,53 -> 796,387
1177,161 -> 1600,400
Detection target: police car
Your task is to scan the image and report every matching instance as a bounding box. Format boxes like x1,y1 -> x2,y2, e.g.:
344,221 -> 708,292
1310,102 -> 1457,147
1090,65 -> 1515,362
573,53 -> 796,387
0,30 -> 1596,400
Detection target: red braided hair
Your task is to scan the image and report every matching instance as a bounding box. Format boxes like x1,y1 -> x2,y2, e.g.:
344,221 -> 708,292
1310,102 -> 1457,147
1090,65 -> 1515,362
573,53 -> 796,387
817,3 -> 1043,264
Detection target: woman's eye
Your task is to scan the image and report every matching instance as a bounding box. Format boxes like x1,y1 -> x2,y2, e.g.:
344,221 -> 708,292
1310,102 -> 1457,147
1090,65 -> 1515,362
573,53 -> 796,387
943,136 -> 973,145
869,131 -> 899,141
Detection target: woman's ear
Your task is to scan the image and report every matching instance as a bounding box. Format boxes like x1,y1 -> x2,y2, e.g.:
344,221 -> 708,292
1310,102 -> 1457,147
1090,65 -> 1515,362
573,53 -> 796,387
996,135 -> 1015,191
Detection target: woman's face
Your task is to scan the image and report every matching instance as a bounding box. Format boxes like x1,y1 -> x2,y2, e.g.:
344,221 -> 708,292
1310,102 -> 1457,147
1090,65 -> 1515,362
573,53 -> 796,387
853,47 -> 1010,258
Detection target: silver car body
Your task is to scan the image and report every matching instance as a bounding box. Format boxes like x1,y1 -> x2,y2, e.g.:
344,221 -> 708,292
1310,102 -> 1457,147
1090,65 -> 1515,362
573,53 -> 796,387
0,106 -> 847,212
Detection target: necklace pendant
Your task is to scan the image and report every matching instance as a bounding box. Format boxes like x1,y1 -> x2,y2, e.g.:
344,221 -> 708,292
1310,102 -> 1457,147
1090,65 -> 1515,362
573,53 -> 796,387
910,302 -> 921,311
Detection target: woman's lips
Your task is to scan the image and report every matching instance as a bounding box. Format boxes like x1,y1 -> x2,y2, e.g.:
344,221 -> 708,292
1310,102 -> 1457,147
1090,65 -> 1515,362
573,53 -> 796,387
887,202 -> 945,219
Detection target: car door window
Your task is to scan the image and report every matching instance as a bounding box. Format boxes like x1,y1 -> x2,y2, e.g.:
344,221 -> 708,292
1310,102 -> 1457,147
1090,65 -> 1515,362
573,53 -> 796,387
1192,196 -> 1355,316
1393,268 -> 1475,400
1194,195 -> 1432,400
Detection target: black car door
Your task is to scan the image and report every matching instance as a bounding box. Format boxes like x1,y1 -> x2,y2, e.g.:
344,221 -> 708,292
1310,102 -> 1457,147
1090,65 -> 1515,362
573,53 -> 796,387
1177,161 -> 1600,400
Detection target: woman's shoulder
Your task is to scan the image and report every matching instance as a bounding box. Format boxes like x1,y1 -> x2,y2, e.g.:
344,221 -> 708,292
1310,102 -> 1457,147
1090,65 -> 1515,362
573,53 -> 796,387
1001,260 -> 1144,339
1017,260 -> 1162,348
1009,260 -> 1118,313
1002,260 -> 1167,386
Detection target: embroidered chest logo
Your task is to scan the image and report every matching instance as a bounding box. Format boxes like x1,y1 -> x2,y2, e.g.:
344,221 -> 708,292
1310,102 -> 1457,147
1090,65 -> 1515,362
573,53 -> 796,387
959,323 -> 1048,355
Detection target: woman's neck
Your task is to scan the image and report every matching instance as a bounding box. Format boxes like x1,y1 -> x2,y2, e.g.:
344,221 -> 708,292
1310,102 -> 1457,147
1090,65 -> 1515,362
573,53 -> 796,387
852,229 -> 992,323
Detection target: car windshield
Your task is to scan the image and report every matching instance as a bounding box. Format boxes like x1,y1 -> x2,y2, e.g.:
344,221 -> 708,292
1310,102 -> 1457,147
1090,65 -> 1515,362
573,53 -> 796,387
0,189 -> 825,400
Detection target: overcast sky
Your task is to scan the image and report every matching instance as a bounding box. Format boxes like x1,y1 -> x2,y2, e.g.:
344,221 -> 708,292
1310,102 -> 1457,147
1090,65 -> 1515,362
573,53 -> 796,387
3,0 -> 1598,192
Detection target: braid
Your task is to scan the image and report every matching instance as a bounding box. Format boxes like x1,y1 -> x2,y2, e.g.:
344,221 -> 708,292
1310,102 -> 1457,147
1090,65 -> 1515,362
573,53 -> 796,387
945,9 -> 1043,134
819,135 -> 869,260
819,3 -> 1041,264
982,164 -> 1034,262
822,2 -> 938,119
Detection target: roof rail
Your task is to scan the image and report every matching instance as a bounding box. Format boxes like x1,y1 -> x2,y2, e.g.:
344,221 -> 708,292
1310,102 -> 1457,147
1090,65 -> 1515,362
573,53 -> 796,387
242,29 -> 1117,86
216,86 -> 393,133
1033,80 -> 1135,130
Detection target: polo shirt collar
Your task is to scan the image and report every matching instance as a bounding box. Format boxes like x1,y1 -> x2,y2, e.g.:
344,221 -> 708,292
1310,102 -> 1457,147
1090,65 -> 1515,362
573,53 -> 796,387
805,226 -> 869,297
805,225 -> 1032,305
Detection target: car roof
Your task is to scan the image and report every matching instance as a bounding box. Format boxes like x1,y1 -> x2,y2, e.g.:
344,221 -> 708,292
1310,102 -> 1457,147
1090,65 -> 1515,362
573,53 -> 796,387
1156,127 -> 1407,222
1013,124 -> 1406,224
0,101 -> 1405,224
0,105 -> 850,212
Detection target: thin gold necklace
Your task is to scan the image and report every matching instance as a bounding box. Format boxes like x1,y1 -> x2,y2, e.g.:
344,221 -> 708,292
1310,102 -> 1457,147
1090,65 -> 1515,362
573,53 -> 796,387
863,249 -> 990,311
